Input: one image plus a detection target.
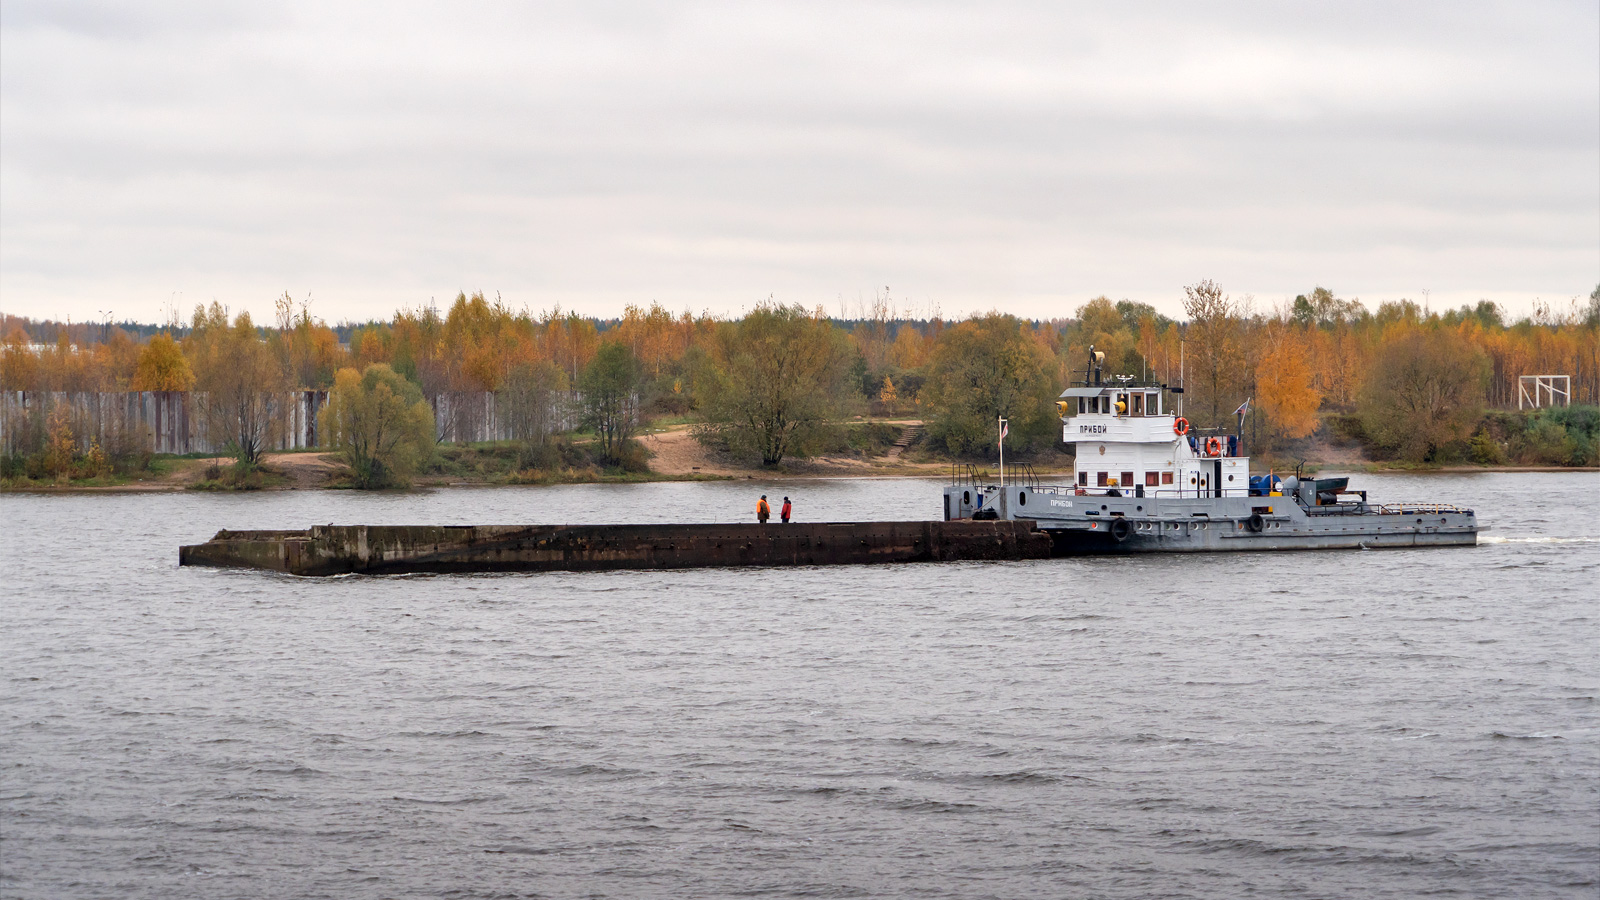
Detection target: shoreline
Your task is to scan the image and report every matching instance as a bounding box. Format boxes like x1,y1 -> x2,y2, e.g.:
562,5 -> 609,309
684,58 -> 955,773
3,460 -> 1593,495
4,427 -> 1594,495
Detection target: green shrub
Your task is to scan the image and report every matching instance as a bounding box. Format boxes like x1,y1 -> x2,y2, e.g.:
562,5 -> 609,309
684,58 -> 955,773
1468,428 -> 1505,465
318,363 -> 436,489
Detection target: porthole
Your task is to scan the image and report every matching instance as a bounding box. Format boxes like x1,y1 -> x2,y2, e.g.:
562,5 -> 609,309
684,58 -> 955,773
1189,476 -> 1197,485
1018,492 -> 1027,506
1227,475 -> 1234,482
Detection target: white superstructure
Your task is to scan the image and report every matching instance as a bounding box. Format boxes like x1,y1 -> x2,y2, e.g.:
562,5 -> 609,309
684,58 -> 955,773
1059,378 -> 1247,498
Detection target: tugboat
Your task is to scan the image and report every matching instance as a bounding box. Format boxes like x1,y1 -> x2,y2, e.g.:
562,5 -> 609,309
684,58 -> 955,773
942,348 -> 1479,552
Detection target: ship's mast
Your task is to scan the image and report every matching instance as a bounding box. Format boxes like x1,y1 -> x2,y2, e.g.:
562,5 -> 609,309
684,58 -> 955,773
998,415 -> 1006,488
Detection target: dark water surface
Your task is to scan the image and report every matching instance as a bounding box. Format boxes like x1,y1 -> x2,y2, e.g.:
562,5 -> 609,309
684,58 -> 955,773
3,472 -> 1597,899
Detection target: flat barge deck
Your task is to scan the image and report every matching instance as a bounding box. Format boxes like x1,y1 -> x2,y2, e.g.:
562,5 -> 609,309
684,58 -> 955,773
178,521 -> 1053,576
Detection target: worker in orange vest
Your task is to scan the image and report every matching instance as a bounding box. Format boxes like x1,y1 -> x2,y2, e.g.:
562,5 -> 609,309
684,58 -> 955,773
781,497 -> 792,523
756,495 -> 771,523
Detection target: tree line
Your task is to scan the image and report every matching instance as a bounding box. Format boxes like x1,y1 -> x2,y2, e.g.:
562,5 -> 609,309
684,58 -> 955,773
4,283 -> 1598,484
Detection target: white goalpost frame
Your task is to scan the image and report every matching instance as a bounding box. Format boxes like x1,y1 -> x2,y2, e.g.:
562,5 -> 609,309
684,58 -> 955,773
1518,375 -> 1571,410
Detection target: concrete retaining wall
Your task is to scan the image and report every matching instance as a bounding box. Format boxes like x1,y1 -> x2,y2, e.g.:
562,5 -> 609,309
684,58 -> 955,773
0,390 -> 327,455
1,389 -> 581,455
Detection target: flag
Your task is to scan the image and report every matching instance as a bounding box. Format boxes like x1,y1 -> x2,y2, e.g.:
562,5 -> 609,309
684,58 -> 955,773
998,418 -> 1009,443
1234,398 -> 1251,417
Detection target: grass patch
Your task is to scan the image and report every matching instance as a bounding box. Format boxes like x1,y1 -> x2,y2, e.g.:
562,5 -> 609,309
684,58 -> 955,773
421,437 -> 724,485
189,460 -> 288,491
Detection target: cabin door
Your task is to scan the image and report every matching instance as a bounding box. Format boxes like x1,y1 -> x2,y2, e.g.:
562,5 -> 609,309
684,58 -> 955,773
1212,460 -> 1223,497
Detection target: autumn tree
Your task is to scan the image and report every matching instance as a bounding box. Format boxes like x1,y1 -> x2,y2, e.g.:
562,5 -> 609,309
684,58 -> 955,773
0,327 -> 39,390
318,363 -> 437,488
922,313 -> 1058,456
612,302 -> 688,380
1061,297 -> 1141,380
1256,329 -> 1321,444
889,325 -> 930,369
44,404 -> 77,481
1181,279 -> 1244,427
1358,327 -> 1489,461
578,342 -> 643,466
187,304 -> 284,464
545,310 -> 600,386
694,303 -> 853,466
499,359 -> 567,459
131,334 -> 195,391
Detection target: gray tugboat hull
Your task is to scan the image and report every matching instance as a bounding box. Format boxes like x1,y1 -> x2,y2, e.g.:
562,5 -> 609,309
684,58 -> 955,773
945,485 -> 1478,554
1043,521 -> 1478,554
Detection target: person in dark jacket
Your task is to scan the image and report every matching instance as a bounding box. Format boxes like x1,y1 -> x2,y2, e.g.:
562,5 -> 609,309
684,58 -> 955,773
781,497 -> 792,523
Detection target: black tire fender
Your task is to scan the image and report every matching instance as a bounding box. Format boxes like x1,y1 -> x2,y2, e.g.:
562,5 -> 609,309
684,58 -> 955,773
1110,517 -> 1132,542
1246,512 -> 1266,533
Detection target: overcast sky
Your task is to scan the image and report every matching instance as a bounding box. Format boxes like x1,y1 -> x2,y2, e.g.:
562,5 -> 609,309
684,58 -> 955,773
2,1 -> 1596,325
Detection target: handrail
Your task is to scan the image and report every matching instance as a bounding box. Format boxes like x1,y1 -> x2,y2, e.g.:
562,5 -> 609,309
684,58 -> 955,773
949,463 -> 994,490
1375,503 -> 1472,515
1013,463 -> 1042,490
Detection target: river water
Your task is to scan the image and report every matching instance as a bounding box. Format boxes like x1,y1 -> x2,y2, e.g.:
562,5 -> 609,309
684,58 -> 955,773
2,472 -> 1597,899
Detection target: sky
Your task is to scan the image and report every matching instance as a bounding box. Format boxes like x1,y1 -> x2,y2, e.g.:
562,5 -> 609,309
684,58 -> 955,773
1,0 -> 1596,325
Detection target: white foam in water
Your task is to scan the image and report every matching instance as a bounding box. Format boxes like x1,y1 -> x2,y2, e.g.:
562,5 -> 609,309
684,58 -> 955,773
1478,535 -> 1600,544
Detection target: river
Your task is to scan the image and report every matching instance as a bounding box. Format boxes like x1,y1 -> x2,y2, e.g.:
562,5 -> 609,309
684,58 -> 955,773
2,472 -> 1596,898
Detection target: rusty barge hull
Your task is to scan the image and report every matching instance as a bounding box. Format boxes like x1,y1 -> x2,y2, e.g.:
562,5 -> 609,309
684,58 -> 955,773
178,521 -> 1053,576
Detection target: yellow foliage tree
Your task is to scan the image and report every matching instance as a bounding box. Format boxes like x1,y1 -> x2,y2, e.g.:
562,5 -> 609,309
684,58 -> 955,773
0,327 -> 38,390
1257,333 -> 1321,441
131,334 -> 195,391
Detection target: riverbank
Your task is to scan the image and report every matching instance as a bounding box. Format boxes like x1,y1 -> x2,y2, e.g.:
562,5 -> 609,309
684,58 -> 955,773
2,423 -> 1592,493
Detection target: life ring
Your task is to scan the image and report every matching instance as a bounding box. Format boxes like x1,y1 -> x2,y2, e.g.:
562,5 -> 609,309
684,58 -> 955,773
1246,512 -> 1265,533
1173,417 -> 1189,436
1109,517 -> 1132,542
1204,436 -> 1223,457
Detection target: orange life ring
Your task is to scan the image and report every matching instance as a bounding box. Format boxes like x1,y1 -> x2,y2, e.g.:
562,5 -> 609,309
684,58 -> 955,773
1173,417 -> 1189,436
1204,436 -> 1223,457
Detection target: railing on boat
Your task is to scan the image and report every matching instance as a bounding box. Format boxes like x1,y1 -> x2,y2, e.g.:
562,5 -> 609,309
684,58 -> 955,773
1374,503 -> 1473,515
965,475 -> 1473,515
949,462 -> 1047,492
